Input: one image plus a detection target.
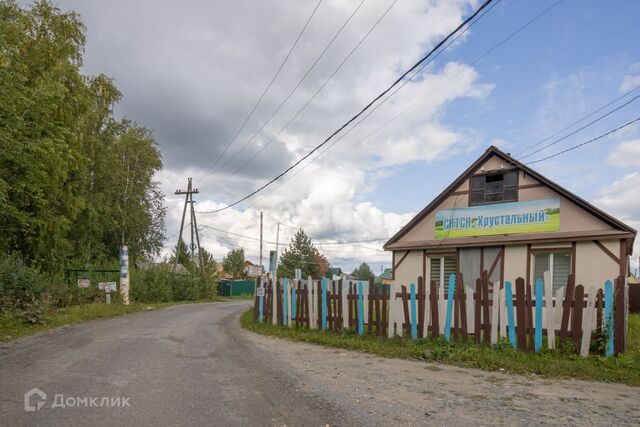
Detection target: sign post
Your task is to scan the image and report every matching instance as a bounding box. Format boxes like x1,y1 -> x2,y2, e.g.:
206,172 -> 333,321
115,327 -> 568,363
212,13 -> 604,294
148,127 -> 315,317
119,246 -> 130,305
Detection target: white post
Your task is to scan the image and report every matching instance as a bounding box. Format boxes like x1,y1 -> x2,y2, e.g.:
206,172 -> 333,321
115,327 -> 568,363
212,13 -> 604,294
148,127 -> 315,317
498,284 -> 506,339
341,280 -> 348,329
119,245 -> 129,305
490,284 -> 500,344
308,276 -> 316,329
580,287 -> 597,357
543,271 -> 555,349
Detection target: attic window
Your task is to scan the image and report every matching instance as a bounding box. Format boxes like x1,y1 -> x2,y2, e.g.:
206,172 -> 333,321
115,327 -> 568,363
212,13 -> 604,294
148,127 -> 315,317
469,170 -> 518,206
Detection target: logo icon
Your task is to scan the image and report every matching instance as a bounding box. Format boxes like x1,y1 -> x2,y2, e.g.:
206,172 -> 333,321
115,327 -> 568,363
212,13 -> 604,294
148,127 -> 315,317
24,388 -> 47,412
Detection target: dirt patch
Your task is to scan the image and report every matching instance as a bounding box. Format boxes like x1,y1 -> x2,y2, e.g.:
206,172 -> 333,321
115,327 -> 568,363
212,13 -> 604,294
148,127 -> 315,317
240,326 -> 640,426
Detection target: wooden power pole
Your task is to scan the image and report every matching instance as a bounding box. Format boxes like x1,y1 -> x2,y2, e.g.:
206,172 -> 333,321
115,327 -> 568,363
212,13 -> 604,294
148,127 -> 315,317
174,178 -> 203,274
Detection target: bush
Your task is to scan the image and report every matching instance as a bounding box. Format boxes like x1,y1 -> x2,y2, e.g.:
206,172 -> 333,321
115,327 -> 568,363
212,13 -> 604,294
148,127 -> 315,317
131,267 -> 173,303
130,266 -> 217,303
0,254 -> 52,323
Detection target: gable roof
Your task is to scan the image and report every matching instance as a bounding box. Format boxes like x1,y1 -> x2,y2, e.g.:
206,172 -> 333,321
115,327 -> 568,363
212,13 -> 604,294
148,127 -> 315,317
379,268 -> 393,280
384,146 -> 636,249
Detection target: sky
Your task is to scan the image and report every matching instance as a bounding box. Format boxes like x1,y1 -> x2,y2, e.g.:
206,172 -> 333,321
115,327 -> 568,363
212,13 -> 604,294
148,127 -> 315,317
39,0 -> 640,274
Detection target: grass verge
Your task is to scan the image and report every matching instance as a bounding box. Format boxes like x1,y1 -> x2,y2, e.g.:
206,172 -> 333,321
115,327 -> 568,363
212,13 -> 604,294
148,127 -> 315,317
0,300 -> 208,343
241,309 -> 640,386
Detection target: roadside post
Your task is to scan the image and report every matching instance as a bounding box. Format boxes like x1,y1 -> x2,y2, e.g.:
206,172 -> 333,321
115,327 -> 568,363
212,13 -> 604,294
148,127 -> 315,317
120,246 -> 129,305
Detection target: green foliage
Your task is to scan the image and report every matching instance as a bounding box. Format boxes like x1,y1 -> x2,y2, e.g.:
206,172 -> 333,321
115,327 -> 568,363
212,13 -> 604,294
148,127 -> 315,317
241,309 -> 640,386
223,248 -> 246,280
352,262 -> 375,281
277,229 -> 328,279
0,0 -> 165,272
130,265 -> 218,303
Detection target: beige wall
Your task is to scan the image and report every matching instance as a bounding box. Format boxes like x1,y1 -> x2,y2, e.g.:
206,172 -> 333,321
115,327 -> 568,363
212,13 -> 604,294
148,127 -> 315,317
396,153 -> 615,245
393,250 -> 422,287
504,245 -> 527,283
575,240 -> 620,288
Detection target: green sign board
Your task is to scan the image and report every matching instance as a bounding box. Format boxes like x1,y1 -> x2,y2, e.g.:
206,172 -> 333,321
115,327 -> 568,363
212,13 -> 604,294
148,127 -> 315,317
434,198 -> 560,239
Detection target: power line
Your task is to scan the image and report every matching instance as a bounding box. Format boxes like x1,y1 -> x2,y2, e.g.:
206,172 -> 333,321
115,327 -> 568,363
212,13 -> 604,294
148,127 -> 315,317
526,115 -> 640,165
198,0 -> 323,180
519,92 -> 640,160
514,85 -> 640,157
240,0 -> 552,207
201,0 -> 368,185
199,0 -> 496,214
210,0 -> 399,191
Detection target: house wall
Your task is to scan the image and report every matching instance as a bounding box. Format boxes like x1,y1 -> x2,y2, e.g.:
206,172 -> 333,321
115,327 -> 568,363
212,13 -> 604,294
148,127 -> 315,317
504,245 -> 527,283
395,153 -> 614,245
393,250 -> 423,287
575,239 -> 621,288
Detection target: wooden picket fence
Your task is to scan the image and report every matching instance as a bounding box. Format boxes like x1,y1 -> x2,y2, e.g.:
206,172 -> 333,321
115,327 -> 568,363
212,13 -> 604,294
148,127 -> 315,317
252,271 -> 628,356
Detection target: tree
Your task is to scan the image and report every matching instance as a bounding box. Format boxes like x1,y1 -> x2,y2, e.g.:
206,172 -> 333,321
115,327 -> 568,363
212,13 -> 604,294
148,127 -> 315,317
352,262 -> 375,281
223,249 -> 245,279
278,229 -> 327,279
0,1 -> 166,271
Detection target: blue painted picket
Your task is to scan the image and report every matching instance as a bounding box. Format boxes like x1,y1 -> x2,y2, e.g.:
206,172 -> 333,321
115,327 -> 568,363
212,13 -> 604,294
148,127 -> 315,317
505,281 -> 516,349
282,278 -> 288,326
291,286 -> 297,320
604,279 -> 614,357
410,283 -> 417,340
357,282 -> 364,335
535,278 -> 543,352
444,273 -> 455,342
321,278 -> 327,331
258,289 -> 264,322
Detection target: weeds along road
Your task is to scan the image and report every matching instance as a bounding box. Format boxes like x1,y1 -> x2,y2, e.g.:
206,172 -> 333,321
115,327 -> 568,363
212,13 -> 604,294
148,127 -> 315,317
1,301 -> 639,426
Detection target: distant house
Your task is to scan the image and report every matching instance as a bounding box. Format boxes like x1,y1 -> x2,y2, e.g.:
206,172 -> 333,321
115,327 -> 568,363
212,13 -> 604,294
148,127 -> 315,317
244,260 -> 263,278
325,267 -> 343,279
379,268 -> 393,285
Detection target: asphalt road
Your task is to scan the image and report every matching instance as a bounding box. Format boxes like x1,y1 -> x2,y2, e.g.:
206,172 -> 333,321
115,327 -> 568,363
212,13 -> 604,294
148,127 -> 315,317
2,301 -> 639,426
0,301 -> 354,426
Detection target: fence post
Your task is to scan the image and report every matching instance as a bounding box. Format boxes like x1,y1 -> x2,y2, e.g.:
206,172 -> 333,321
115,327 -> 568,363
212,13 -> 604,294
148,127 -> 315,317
505,280 -> 516,349
410,283 -> 417,340
357,281 -> 364,335
604,279 -> 614,356
543,271 -> 554,349
444,273 -> 455,342
321,277 -> 327,331
535,278 -> 543,352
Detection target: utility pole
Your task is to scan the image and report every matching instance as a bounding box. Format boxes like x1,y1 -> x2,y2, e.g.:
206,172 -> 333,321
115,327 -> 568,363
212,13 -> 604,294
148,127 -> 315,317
274,221 -> 281,273
259,211 -> 263,273
174,178 -> 203,275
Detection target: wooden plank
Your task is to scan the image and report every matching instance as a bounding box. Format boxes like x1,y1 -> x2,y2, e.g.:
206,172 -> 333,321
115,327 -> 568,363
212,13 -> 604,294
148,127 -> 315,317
253,277 -> 260,321
490,279 -> 500,345
410,283 -> 417,340
458,273 -> 467,342
505,280 -> 516,348
474,278 -> 482,345
535,278 -> 543,352
418,276 -> 425,338
453,277 -> 460,342
368,279 -> 374,334
596,288 -> 603,334
525,280 -> 534,352
614,275 -> 626,354
604,280 -> 614,356
444,274 -> 455,342
580,287 -> 596,357
374,283 -> 381,335
338,279 -> 344,331
498,283 -> 506,339
327,282 -> 333,331
543,271 -> 554,349
483,271 -> 491,346
401,285 -> 410,335
559,274 -> 575,346
430,280 -> 439,338
571,285 -> 585,352
515,278 -> 527,351
357,282 -> 365,335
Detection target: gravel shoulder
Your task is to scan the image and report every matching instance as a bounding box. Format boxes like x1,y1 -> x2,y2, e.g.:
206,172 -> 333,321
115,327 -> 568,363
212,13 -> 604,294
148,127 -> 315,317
238,313 -> 640,426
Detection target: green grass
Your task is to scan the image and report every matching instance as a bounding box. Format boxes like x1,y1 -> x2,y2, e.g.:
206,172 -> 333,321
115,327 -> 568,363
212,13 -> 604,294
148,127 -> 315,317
0,301 -> 185,343
241,309 -> 640,386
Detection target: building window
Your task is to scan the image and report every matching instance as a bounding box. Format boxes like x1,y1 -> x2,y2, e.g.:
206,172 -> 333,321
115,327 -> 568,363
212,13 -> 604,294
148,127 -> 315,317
469,169 -> 518,206
533,251 -> 571,291
429,255 -> 457,291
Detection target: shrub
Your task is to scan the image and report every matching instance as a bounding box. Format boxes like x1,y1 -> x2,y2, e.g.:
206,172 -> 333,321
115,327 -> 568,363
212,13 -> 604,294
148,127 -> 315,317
0,254 -> 51,316
131,267 -> 173,303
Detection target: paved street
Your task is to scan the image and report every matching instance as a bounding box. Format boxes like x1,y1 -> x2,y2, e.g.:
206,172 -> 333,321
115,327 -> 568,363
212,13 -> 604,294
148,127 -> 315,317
1,302 -> 639,426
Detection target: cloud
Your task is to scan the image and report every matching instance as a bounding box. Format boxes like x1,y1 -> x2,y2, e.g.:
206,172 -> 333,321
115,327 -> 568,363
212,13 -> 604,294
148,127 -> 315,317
607,140 -> 640,168
51,0 -> 496,270
620,62 -> 640,93
593,172 -> 640,271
